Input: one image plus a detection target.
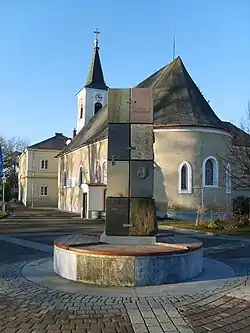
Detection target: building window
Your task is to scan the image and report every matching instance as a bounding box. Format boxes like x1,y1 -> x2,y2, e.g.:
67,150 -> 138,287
181,165 -> 188,190
203,156 -> 219,187
226,164 -> 231,194
80,102 -> 83,118
178,161 -> 192,194
94,102 -> 102,114
63,170 -> 67,187
79,166 -> 84,186
40,186 -> 48,196
41,160 -> 48,170
95,162 -> 101,183
102,161 -> 107,184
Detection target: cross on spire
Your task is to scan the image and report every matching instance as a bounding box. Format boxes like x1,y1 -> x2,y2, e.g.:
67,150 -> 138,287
94,29 -> 100,48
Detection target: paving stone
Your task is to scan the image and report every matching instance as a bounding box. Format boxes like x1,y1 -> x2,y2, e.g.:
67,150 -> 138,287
1,210 -> 250,333
141,311 -> 156,319
147,327 -> 164,333
178,326 -> 195,333
132,323 -> 149,332
160,322 -> 178,331
144,318 -> 160,327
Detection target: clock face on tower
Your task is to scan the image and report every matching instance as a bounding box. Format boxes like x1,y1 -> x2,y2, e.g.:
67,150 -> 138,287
95,93 -> 103,102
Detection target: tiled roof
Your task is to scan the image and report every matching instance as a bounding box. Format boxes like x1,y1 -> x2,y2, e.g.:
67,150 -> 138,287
58,57 -> 234,156
28,133 -> 69,150
222,122 -> 250,146
138,57 -> 224,128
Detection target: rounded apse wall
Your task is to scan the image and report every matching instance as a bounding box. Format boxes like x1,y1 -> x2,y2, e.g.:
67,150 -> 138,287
153,127 -> 232,212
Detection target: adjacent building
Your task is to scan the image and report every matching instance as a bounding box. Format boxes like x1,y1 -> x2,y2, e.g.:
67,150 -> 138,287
18,133 -> 68,207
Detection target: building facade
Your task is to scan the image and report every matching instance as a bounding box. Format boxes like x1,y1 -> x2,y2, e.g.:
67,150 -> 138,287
18,133 -> 68,207
57,34 -> 249,220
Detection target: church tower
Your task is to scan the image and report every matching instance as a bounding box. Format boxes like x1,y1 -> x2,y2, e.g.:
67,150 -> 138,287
76,30 -> 108,133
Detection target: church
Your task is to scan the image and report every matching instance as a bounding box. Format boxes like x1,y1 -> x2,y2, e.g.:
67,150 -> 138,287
57,33 -> 247,220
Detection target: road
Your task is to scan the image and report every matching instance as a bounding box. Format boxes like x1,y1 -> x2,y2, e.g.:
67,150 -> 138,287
0,204 -> 249,333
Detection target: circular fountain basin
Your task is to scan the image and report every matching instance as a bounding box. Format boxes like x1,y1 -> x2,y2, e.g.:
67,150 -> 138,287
54,234 -> 203,287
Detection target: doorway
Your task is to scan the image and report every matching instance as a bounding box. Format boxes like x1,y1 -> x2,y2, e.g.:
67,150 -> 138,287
82,193 -> 88,218
103,189 -> 107,212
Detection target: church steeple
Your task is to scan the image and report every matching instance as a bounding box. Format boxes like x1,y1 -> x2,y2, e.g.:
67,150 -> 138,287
85,29 -> 108,90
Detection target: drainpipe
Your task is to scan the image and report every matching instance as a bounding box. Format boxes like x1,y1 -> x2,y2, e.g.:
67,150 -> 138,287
31,150 -> 36,208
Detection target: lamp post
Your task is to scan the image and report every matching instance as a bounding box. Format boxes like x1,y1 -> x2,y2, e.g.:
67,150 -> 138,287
2,175 -> 6,213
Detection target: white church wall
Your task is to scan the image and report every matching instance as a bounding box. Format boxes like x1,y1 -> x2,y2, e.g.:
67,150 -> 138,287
58,127 -> 235,219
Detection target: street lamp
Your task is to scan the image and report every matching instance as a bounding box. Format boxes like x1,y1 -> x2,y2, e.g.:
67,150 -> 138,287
2,175 -> 6,213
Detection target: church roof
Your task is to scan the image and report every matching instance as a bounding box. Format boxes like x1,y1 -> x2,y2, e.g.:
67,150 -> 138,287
222,122 -> 250,146
58,56 -> 229,157
29,133 -> 69,150
85,44 -> 108,90
138,57 -> 224,128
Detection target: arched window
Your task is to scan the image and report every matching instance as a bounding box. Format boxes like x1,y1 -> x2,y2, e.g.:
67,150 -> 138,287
181,164 -> 188,190
80,101 -> 83,118
178,161 -> 192,193
203,156 -> 219,187
79,166 -> 84,186
63,170 -> 67,187
95,162 -> 101,183
94,102 -> 102,114
226,164 -> 231,194
102,161 -> 107,184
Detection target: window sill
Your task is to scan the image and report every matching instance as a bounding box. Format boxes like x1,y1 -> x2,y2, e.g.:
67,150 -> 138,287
178,190 -> 192,194
203,185 -> 219,188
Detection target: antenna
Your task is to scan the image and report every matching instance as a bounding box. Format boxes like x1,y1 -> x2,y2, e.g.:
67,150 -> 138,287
172,29 -> 176,60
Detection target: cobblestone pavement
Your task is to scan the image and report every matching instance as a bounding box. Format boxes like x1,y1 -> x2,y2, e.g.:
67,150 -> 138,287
0,209 -> 249,332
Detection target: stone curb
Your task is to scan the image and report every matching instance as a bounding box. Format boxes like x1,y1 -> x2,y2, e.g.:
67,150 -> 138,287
159,225 -> 250,241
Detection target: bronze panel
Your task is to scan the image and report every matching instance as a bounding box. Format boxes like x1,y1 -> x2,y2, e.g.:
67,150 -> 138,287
108,124 -> 130,160
105,197 -> 129,236
130,88 -> 153,124
107,161 -> 129,197
130,161 -> 154,197
108,89 -> 130,123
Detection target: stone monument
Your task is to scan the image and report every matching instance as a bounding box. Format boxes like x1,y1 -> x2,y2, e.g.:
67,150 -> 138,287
54,87 -> 203,287
100,88 -> 158,244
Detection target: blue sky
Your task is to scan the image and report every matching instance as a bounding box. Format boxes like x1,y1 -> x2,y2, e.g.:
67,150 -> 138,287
0,0 -> 249,145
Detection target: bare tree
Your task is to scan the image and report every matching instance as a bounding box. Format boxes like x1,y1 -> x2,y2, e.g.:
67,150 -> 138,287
222,101 -> 250,190
0,135 -> 28,191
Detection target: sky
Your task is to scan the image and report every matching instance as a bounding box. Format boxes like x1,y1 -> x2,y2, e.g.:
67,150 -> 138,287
0,0 -> 249,145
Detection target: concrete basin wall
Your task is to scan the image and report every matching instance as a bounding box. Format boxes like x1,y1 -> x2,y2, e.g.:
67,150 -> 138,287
54,245 -> 203,286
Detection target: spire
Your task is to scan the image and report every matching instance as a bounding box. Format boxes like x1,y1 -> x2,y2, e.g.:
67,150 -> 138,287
85,29 -> 108,90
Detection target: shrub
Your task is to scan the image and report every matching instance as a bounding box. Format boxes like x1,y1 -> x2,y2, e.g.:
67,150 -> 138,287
233,196 -> 250,216
231,215 -> 250,229
207,218 -> 226,230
